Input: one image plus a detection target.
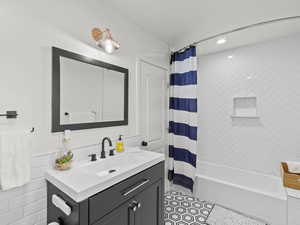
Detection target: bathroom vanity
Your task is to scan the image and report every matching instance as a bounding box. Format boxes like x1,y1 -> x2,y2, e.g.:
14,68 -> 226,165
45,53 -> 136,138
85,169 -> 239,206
46,149 -> 164,225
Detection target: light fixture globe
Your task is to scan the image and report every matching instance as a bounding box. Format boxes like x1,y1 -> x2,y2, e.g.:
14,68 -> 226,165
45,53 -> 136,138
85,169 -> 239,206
91,28 -> 120,53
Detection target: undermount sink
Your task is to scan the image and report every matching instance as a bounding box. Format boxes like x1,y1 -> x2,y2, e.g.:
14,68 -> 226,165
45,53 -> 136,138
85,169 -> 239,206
45,147 -> 164,202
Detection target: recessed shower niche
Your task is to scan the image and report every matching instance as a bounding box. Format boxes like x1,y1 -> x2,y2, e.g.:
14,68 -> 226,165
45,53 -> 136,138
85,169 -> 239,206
231,96 -> 259,118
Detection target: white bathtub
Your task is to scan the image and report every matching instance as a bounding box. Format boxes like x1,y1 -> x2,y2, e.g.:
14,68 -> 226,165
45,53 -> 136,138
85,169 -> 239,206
195,161 -> 287,225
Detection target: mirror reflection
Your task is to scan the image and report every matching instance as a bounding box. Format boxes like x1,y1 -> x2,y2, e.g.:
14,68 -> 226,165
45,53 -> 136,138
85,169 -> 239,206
60,57 -> 125,125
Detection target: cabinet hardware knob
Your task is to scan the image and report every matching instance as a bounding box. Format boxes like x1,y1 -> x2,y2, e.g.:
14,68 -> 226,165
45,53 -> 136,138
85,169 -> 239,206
130,201 -> 139,212
130,201 -> 140,212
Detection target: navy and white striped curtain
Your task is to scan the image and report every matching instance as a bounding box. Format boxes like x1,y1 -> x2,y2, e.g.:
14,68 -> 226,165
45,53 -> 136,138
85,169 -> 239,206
168,46 -> 197,192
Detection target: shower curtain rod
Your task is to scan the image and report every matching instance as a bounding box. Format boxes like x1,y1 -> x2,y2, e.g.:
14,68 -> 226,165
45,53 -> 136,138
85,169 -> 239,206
175,16 -> 300,53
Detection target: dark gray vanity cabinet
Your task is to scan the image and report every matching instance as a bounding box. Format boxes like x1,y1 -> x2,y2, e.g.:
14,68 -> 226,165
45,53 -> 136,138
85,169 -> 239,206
92,202 -> 130,225
47,162 -> 164,225
134,180 -> 163,225
93,180 -> 163,225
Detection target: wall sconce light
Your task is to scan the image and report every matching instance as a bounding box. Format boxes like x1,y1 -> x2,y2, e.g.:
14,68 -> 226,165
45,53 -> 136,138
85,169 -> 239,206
91,28 -> 120,53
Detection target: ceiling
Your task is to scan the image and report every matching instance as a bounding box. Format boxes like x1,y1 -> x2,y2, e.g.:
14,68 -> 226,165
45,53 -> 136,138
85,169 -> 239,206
103,0 -> 300,53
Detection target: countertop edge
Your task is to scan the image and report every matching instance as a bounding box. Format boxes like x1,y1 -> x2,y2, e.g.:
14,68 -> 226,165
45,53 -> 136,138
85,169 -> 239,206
45,156 -> 164,202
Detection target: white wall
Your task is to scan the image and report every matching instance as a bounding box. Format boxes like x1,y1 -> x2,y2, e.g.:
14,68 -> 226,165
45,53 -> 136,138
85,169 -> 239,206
198,33 -> 300,177
0,1 -> 169,224
0,0 -> 169,154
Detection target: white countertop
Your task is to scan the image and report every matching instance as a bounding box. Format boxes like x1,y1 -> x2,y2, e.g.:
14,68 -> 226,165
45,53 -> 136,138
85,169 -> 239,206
45,148 -> 164,202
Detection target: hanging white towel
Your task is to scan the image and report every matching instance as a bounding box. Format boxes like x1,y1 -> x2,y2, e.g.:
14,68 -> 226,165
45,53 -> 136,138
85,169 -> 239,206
0,130 -> 32,190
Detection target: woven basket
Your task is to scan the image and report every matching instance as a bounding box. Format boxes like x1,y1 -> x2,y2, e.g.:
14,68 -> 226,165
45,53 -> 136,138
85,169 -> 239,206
281,162 -> 300,190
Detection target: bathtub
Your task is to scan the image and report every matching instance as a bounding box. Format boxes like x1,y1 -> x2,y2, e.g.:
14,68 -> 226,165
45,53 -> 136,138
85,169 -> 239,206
194,161 -> 287,225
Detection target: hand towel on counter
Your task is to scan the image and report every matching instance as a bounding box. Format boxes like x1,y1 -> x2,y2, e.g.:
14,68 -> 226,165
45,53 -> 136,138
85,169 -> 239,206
0,130 -> 32,190
286,161 -> 300,174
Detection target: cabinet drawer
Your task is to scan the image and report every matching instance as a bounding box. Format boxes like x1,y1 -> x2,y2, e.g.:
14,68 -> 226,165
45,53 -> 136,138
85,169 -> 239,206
89,162 -> 164,224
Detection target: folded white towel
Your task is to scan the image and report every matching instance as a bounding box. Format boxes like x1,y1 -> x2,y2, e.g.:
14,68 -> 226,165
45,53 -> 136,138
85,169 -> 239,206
0,130 -> 32,190
286,161 -> 300,174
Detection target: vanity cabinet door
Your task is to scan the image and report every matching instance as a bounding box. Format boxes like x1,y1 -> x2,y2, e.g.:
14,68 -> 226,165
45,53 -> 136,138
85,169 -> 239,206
134,179 -> 164,225
92,201 -> 131,225
89,162 -> 164,224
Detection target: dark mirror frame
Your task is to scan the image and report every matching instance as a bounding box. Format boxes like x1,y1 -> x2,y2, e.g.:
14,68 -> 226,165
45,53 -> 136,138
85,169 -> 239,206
52,47 -> 129,132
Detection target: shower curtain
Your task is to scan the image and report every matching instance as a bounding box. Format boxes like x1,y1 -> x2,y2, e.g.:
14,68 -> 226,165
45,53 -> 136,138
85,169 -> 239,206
168,46 -> 197,192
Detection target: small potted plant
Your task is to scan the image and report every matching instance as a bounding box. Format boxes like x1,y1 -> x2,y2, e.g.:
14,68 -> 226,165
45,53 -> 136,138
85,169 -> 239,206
55,151 -> 74,171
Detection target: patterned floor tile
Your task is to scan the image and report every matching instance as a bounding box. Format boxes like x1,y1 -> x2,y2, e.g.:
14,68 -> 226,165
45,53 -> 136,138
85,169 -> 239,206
165,191 -> 214,225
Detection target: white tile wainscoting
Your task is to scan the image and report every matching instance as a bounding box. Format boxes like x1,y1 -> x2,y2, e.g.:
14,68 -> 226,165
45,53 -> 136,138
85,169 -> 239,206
0,156 -> 48,225
0,136 -> 142,225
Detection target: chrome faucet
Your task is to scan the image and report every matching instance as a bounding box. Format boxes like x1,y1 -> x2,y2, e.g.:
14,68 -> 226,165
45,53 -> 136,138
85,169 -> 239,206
101,137 -> 112,159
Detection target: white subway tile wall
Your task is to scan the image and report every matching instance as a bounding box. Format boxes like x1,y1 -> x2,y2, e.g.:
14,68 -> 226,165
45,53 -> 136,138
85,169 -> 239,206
0,136 -> 142,225
0,154 -> 49,225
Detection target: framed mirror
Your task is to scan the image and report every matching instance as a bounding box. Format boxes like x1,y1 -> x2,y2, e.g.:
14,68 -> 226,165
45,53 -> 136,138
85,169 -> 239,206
52,47 -> 128,132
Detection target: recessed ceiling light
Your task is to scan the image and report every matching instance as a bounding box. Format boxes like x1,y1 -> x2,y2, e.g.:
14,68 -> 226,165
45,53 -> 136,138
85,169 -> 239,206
217,38 -> 227,45
227,55 -> 233,59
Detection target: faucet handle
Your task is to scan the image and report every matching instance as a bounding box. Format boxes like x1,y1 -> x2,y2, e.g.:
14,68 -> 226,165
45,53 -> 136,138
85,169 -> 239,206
109,148 -> 115,156
88,154 -> 97,162
100,150 -> 106,159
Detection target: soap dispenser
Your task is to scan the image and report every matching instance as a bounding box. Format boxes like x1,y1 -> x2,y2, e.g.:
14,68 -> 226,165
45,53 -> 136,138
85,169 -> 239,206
116,135 -> 124,153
